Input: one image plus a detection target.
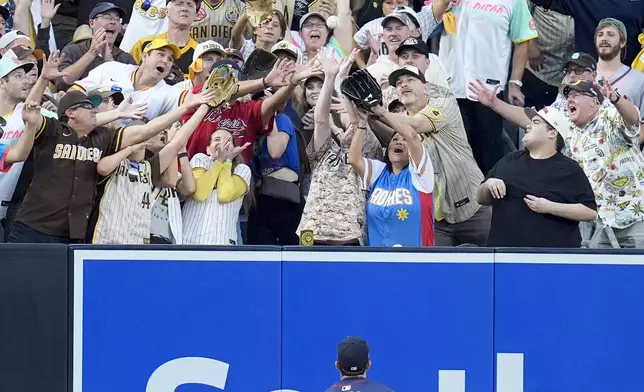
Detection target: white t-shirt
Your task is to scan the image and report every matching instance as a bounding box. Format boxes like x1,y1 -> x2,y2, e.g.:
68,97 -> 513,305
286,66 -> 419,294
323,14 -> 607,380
0,105 -> 56,220
182,154 -> 251,245
75,62 -> 187,127
438,0 -> 538,98
290,31 -> 347,64
120,0 -> 169,53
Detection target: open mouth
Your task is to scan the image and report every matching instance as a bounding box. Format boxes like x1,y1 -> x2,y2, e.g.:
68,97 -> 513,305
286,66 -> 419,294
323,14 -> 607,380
400,88 -> 412,96
310,32 -> 321,41
156,65 -> 166,73
569,105 -> 577,114
310,93 -> 319,101
105,28 -> 116,36
393,146 -> 404,154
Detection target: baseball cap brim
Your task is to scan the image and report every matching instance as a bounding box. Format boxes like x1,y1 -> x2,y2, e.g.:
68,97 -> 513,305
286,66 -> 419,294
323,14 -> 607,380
299,12 -> 327,29
382,13 -> 411,27
0,6 -> 9,21
395,42 -> 428,57
144,40 -> 182,60
0,62 -> 35,79
92,89 -> 125,105
90,3 -> 126,19
388,67 -> 426,87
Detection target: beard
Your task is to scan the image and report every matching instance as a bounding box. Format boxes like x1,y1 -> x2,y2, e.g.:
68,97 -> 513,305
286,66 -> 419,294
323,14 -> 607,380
597,44 -> 621,61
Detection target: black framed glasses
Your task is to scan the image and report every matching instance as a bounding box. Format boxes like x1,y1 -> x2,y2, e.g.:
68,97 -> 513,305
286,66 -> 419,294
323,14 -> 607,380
564,67 -> 593,75
69,102 -> 95,110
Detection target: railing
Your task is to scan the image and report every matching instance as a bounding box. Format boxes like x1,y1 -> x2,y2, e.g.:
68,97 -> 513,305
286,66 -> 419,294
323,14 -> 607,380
1,245 -> 643,392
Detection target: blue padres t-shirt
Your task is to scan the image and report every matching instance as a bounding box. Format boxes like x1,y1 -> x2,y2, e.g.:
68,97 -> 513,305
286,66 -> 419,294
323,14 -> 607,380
0,144 -> 12,172
258,113 -> 300,176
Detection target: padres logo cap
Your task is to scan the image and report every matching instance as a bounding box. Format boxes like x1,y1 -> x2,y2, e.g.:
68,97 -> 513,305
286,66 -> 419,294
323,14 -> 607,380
270,40 -> 300,60
193,40 -> 226,62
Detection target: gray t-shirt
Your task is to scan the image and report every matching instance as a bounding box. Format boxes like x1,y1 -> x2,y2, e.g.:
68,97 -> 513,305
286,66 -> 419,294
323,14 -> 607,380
609,65 -> 644,121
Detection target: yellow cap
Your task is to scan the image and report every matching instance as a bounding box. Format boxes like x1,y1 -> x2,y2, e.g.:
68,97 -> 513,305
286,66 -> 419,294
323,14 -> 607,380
142,38 -> 181,60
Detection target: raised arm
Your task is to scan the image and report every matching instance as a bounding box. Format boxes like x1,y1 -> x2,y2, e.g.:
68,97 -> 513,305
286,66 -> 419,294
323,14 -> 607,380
5,101 -> 40,164
176,148 -> 196,197
157,105 -> 210,173
229,12 -> 250,50
120,89 -> 216,148
24,51 -> 69,132
234,58 -> 294,99
346,100 -> 367,178
599,78 -> 641,129
372,105 -> 423,166
95,100 -> 148,127
333,0 -> 354,55
312,51 -> 341,151
97,142 -> 144,176
468,79 -> 531,128
59,29 -> 109,88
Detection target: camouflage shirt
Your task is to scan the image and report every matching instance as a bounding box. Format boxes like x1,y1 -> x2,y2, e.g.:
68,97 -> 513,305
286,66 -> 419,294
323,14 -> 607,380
297,129 -> 383,244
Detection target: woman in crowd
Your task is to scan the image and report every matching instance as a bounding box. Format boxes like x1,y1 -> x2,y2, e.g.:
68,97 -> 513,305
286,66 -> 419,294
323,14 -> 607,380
247,89 -> 303,245
296,50 -> 382,245
297,74 -> 323,142
182,130 -> 252,245
346,102 -> 435,247
92,105 -> 209,244
230,10 -> 288,62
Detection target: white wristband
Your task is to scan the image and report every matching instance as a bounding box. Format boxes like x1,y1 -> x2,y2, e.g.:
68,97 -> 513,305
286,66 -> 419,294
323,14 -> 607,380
509,79 -> 523,87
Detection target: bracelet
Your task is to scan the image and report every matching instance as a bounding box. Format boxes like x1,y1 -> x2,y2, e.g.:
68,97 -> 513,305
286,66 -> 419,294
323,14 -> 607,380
611,93 -> 621,105
261,77 -> 267,88
509,79 -> 523,87
178,152 -> 189,160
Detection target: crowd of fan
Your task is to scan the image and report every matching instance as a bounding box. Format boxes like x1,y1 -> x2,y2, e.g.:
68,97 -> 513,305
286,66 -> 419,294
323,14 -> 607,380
0,0 -> 642,248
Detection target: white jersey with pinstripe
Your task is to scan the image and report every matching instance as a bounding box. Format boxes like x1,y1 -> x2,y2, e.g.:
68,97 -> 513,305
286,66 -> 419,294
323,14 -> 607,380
190,0 -> 244,47
151,186 -> 184,244
526,1 -> 574,87
92,155 -> 161,244
417,84 -> 484,224
182,153 -> 251,245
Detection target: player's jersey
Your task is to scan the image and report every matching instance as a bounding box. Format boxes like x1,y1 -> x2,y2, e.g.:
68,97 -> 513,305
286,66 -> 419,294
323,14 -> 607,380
324,377 -> 395,392
92,155 -> 162,244
151,186 -> 183,244
0,105 -> 56,220
74,62 -> 188,128
182,153 -> 251,245
363,147 -> 435,247
191,0 -> 244,47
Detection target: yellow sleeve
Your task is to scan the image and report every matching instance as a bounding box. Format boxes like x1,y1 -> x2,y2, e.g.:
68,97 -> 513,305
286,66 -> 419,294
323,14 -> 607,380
130,39 -> 144,64
193,162 -> 224,201
216,161 -> 248,203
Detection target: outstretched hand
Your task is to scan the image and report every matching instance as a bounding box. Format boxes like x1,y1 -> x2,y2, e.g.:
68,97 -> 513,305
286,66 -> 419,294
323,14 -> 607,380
598,77 -> 618,102
467,79 -> 500,108
118,98 -> 148,120
184,87 -> 217,108
338,49 -> 358,80
40,51 -> 70,81
22,100 -> 42,126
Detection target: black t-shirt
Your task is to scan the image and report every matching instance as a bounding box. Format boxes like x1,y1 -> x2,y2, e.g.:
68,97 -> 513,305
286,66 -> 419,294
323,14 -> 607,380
485,150 -> 596,248
324,377 -> 394,392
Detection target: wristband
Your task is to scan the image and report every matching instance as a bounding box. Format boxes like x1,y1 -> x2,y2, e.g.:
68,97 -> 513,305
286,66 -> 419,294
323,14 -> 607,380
178,152 -> 189,160
261,77 -> 267,88
509,79 -> 523,87
611,93 -> 621,105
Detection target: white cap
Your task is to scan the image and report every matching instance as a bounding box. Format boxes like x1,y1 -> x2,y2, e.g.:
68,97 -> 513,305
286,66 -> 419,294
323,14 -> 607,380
192,40 -> 225,62
271,40 -> 300,59
0,30 -> 30,49
395,6 -> 420,28
525,106 -> 570,139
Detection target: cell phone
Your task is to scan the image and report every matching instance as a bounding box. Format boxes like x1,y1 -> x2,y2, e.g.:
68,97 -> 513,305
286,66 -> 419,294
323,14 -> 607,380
380,42 -> 388,56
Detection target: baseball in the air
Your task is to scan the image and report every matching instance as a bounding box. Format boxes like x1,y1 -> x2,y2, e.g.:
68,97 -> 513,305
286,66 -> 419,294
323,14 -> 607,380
326,15 -> 339,29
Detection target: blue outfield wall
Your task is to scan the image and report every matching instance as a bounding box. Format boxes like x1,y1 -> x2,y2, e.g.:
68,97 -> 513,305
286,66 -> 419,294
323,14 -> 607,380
69,246 -> 644,392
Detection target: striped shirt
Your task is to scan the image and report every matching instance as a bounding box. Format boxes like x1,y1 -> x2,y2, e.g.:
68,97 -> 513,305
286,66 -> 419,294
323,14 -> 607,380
526,2 -> 575,87
92,155 -> 161,244
417,84 -> 484,224
182,154 -> 251,245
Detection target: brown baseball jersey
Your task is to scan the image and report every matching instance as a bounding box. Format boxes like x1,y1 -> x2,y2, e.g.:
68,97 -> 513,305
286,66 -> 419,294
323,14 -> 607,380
16,116 -> 124,240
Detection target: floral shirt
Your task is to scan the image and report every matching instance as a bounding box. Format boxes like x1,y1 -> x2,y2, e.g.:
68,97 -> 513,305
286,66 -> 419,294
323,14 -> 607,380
568,106 -> 644,229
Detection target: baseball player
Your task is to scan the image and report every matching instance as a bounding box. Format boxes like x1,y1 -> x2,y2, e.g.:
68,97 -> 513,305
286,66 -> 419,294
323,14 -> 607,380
92,104 -> 210,244
191,0 -> 244,47
181,130 -> 252,245
324,336 -> 394,392
74,38 -> 194,128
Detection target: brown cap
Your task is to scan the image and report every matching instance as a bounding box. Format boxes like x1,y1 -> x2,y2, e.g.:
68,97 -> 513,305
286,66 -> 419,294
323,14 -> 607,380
57,90 -> 102,118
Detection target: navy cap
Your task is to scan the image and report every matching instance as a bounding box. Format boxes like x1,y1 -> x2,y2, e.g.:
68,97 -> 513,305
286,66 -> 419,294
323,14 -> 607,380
561,80 -> 604,104
210,58 -> 241,73
337,336 -> 369,375
395,37 -> 429,57
564,52 -> 597,71
89,2 -> 126,20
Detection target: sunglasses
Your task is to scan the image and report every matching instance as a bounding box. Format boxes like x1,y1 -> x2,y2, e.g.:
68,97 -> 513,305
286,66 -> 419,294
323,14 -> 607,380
69,102 -> 95,110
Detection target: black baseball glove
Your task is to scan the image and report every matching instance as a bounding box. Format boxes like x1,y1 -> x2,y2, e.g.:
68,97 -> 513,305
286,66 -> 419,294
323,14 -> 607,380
340,69 -> 383,110
241,49 -> 277,81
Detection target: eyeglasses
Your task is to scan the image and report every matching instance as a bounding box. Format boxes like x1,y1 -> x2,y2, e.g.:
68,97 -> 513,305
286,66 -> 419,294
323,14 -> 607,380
564,67 -> 592,75
69,102 -> 95,110
302,22 -> 326,30
95,14 -> 123,24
